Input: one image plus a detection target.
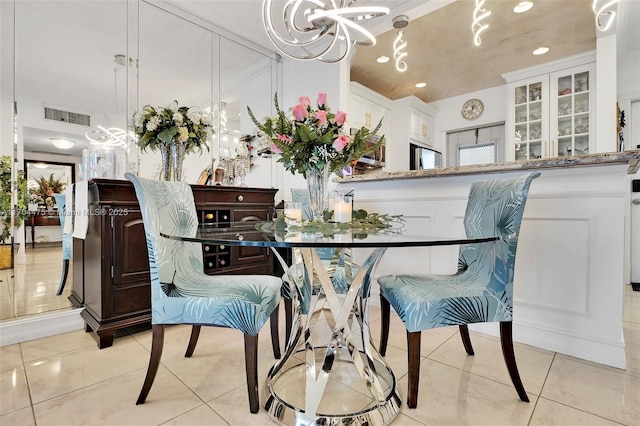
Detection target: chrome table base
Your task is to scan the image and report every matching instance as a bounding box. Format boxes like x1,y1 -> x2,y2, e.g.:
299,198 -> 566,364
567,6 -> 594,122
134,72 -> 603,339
267,247 -> 402,425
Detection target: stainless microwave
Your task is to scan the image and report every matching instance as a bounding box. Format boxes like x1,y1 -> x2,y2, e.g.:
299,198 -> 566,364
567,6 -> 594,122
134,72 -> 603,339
410,143 -> 441,170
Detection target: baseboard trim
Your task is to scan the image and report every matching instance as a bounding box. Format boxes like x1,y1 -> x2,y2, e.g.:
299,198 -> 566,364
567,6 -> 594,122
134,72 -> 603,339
0,308 -> 84,347
469,321 -> 627,370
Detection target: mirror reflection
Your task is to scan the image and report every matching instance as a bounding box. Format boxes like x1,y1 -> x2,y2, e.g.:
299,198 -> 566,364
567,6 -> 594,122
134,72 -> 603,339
4,0 -> 279,322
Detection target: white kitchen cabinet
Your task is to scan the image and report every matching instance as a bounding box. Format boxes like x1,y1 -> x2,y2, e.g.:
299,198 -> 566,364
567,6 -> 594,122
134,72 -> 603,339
503,53 -> 595,161
550,65 -> 594,158
349,82 -> 390,135
410,109 -> 433,145
388,95 -> 437,171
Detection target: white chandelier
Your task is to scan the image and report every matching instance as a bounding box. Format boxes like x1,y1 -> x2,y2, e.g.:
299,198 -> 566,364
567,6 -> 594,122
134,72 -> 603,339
262,0 -> 389,63
592,0 -> 619,31
393,31 -> 407,72
392,15 -> 408,73
471,0 -> 491,47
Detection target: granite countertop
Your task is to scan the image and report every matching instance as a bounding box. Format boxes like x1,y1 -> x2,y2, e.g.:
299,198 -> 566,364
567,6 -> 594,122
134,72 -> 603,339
337,150 -> 640,183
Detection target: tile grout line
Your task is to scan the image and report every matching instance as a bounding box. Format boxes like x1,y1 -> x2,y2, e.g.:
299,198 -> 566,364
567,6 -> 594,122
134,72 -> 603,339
526,351 -> 556,426
17,342 -> 38,425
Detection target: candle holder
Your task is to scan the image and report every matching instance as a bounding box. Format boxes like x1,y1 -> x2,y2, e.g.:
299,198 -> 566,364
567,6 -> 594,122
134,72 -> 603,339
334,194 -> 353,223
284,202 -> 302,226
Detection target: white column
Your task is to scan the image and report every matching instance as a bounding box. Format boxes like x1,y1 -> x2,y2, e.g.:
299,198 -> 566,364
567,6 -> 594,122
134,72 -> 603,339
595,33 -> 618,153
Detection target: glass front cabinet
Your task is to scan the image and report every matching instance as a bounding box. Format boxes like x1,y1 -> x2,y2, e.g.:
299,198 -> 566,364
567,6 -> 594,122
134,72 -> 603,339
506,61 -> 595,161
550,66 -> 593,158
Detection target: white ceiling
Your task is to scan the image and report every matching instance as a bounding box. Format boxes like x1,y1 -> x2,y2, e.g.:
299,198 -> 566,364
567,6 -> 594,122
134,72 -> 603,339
170,0 -> 639,103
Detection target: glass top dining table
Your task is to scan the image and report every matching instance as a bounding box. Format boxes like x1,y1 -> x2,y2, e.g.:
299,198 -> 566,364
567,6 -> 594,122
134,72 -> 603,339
162,221 -> 499,425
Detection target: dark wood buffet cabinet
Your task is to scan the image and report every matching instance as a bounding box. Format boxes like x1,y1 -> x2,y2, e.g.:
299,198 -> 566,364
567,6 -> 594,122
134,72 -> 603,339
70,179 -> 278,349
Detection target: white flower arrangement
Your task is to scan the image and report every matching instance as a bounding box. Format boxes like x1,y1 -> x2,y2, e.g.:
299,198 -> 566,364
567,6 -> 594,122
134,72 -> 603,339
132,100 -> 212,154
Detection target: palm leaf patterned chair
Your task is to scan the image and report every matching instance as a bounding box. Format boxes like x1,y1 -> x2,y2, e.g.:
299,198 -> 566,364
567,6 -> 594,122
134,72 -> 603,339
377,172 -> 540,408
52,193 -> 72,296
281,189 -> 357,343
126,174 -> 282,413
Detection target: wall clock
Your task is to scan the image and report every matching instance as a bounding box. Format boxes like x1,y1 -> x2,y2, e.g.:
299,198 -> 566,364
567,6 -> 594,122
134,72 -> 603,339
461,98 -> 484,120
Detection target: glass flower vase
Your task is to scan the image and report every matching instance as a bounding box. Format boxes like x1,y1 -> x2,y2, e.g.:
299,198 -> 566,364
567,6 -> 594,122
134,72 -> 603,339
171,142 -> 186,182
159,143 -> 172,181
306,166 -> 330,222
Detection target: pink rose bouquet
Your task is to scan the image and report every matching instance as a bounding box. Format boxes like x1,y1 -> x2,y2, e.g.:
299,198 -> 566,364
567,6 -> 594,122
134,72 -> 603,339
247,93 -> 384,177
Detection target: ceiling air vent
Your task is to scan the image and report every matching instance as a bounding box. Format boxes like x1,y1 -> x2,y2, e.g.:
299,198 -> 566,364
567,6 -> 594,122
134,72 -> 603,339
43,107 -> 91,126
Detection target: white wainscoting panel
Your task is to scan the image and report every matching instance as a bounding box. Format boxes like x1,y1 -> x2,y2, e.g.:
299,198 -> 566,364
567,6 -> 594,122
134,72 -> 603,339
340,165 -> 628,368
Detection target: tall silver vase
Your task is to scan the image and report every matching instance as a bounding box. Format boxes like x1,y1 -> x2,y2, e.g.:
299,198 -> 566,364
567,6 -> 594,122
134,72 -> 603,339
171,142 -> 186,182
306,166 -> 330,222
159,143 -> 172,181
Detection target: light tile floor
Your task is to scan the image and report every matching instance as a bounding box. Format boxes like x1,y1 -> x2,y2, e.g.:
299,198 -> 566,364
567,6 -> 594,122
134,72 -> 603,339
0,285 -> 638,426
0,245 -> 72,320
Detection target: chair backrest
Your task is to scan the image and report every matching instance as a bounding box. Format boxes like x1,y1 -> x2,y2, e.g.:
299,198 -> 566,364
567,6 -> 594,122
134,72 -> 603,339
291,188 -> 314,220
125,173 -> 203,305
52,193 -> 72,260
458,172 -> 540,296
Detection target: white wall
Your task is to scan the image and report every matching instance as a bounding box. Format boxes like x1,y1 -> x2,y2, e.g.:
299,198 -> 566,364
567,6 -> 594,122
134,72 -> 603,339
429,85 -> 508,166
0,0 -> 13,158
277,57 -> 349,201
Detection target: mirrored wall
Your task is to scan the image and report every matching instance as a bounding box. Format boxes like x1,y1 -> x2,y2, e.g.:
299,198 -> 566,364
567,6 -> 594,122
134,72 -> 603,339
1,0 -> 280,322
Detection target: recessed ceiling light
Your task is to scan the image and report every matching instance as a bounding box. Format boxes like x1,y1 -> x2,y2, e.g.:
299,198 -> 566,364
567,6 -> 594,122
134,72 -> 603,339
50,138 -> 75,149
415,82 -> 427,88
376,55 -> 390,64
513,1 -> 534,14
533,46 -> 549,55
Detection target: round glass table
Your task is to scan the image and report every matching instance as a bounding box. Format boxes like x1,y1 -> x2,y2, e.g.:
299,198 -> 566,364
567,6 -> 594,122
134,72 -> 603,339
162,222 -> 499,425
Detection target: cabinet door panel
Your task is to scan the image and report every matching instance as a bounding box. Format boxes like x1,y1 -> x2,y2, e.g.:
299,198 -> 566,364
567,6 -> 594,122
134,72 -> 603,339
112,283 -> 150,316
112,211 -> 150,286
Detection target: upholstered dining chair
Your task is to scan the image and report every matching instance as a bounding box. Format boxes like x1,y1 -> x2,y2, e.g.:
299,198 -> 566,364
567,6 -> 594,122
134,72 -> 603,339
377,172 -> 540,408
52,193 -> 72,296
125,173 -> 282,413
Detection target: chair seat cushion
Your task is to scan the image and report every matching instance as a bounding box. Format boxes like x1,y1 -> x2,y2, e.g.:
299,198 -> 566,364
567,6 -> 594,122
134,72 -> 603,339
154,273 -> 282,336
378,273 -> 512,333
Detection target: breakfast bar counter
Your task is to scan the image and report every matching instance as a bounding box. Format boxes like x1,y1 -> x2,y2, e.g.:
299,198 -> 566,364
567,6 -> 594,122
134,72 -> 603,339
338,151 -> 640,183
335,151 -> 640,370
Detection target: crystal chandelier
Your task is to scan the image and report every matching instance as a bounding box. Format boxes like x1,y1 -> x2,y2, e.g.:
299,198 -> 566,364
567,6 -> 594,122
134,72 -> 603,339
471,0 -> 491,47
262,0 -> 389,63
592,0 -> 619,31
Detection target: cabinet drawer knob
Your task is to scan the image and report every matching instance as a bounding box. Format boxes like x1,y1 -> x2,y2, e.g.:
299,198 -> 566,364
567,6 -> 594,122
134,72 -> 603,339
237,195 -> 244,202
204,246 -> 210,252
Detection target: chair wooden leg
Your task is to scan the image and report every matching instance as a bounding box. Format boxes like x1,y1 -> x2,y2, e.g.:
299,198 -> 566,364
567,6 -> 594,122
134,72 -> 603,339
184,325 -> 201,358
284,298 -> 293,347
407,331 -> 422,409
55,259 -> 70,296
500,321 -> 529,402
244,334 -> 260,413
459,324 -> 475,355
136,324 -> 164,405
270,306 -> 281,359
379,294 -> 391,356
